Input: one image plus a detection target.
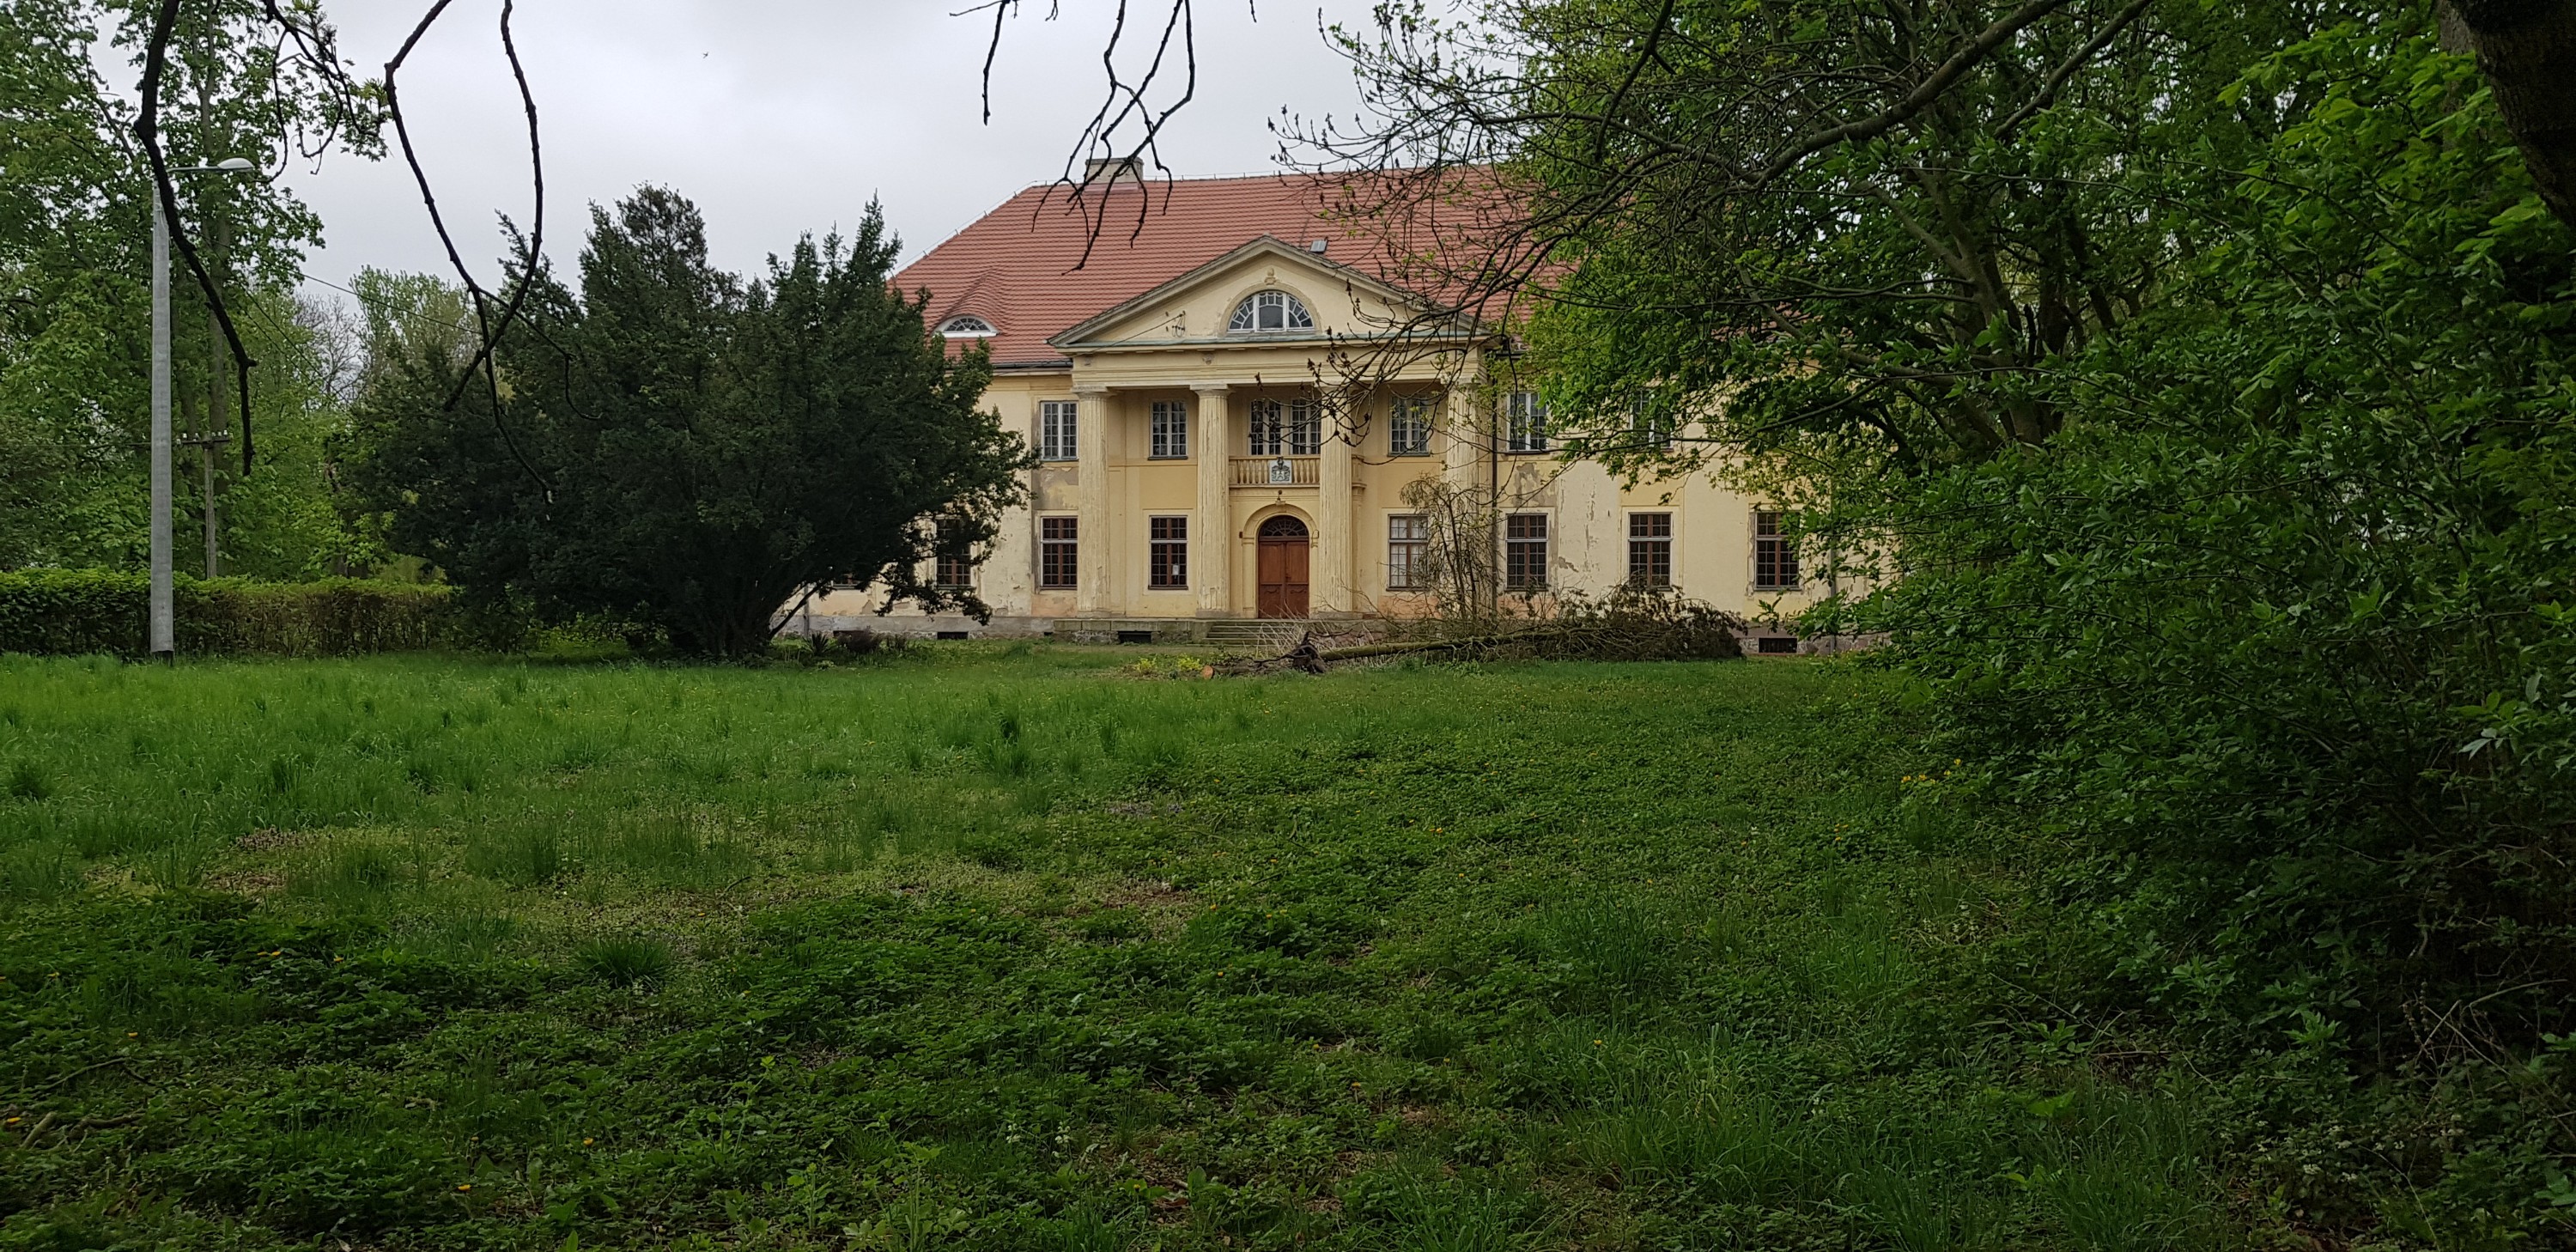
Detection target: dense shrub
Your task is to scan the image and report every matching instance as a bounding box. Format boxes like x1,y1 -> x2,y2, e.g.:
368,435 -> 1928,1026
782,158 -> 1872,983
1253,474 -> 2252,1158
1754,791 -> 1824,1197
0,568 -> 457,656
1864,27 -> 2576,1048
350,191 -> 1024,656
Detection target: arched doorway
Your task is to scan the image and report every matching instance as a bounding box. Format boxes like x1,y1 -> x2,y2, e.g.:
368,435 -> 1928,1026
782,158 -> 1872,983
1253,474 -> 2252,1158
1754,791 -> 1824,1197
1256,515 -> 1310,618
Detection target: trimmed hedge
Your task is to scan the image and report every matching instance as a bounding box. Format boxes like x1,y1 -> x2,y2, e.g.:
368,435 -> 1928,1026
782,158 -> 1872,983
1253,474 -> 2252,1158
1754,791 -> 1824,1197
0,569 -> 459,657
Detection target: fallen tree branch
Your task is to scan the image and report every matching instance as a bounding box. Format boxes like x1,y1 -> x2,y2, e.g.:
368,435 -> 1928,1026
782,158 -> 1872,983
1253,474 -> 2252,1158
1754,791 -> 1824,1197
1218,599 -> 1748,674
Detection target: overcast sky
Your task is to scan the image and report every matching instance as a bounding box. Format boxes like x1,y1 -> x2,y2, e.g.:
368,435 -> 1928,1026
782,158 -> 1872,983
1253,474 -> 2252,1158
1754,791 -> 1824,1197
271,0 -> 1378,295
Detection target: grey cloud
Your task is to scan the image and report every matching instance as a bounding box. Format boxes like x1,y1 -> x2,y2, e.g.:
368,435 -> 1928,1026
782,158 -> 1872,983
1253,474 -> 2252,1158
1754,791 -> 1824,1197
284,0 -> 1372,293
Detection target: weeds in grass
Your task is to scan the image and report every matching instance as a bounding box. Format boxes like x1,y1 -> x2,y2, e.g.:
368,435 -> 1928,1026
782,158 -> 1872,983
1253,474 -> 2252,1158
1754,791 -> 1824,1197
1530,899 -> 1673,1015
137,836 -> 219,889
291,842 -> 410,904
1122,653 -> 1211,679
2027,1092 -> 2216,1252
398,909 -> 521,957
0,653 -> 2329,1251
8,759 -> 53,801
0,839 -> 82,899
1054,1204 -> 1120,1252
574,934 -> 673,987
462,824 -> 566,887
1068,908 -> 1144,943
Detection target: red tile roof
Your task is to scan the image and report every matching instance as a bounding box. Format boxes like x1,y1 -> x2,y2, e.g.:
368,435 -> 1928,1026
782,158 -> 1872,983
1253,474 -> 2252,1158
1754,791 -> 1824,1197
895,171 -> 1516,369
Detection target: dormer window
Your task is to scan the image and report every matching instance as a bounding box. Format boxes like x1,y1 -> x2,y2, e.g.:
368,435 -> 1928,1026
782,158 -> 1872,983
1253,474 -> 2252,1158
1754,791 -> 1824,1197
939,314 -> 996,338
1227,289 -> 1312,334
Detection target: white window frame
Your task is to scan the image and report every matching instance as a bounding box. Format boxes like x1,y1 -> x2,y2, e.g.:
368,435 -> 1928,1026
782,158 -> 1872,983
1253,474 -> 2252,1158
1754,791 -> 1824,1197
1754,509 -> 1801,590
1249,399 -> 1283,456
933,516 -> 976,588
1289,398 -> 1319,455
939,314 -> 997,339
1148,515 -> 1188,589
1247,398 -> 1321,457
1631,392 -> 1675,450
1039,399 -> 1078,462
1387,514 -> 1429,590
1626,512 -> 1674,588
1227,289 -> 1314,334
1149,400 -> 1188,459
1504,513 -> 1550,589
1388,396 -> 1433,457
1039,516 -> 1079,589
1506,392 -> 1550,453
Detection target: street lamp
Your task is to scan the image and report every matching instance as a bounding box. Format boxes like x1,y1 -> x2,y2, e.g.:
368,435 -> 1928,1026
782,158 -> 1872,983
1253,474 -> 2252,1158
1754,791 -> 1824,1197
149,156 -> 257,659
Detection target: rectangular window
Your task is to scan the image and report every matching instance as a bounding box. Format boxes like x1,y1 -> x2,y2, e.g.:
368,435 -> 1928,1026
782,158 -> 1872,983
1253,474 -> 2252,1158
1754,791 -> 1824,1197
933,517 -> 975,588
1506,391 -> 1549,453
1247,398 -> 1321,456
1631,392 -> 1675,450
1388,396 -> 1432,456
1248,398 -> 1282,456
1504,514 -> 1549,589
1628,513 -> 1673,587
1150,400 -> 1188,459
1387,514 -> 1429,589
1148,516 -> 1188,588
1039,516 -> 1078,588
1754,510 -> 1800,589
1291,398 -> 1320,455
1040,400 -> 1078,461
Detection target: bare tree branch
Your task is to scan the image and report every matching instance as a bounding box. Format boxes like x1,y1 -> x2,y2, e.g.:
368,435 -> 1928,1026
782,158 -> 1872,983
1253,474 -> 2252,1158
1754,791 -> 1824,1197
381,0 -> 552,489
137,0 -> 260,473
1995,0 -> 2158,140
1752,0 -> 2079,187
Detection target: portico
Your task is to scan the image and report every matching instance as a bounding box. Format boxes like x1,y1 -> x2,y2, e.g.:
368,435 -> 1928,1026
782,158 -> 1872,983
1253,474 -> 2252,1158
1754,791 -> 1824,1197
1056,372 -> 1376,619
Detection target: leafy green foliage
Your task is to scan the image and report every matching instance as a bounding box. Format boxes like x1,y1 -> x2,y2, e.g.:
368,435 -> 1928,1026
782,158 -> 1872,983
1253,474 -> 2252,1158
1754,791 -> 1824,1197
0,0 -> 380,575
1868,26 -> 2576,1042
0,568 -> 457,656
351,189 -> 1029,655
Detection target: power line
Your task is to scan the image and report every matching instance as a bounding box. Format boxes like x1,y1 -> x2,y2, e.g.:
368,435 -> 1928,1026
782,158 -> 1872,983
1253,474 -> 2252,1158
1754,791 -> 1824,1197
293,266 -> 471,336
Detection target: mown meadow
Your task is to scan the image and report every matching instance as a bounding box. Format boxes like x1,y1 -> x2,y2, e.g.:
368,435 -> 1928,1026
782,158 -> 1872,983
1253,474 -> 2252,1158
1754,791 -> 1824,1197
1,648 -> 2233,1249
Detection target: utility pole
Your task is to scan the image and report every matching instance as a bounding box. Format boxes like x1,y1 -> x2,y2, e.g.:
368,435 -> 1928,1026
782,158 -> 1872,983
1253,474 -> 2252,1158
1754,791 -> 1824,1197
149,189 -> 173,657
147,157 -> 257,658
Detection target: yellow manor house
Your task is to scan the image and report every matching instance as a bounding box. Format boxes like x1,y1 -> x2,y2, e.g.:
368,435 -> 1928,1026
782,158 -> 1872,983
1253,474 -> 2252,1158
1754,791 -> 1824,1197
795,170 -> 1815,652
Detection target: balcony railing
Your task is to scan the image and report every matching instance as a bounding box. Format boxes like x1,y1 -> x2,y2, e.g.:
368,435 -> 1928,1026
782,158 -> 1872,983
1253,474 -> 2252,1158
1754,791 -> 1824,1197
1231,455 -> 1319,487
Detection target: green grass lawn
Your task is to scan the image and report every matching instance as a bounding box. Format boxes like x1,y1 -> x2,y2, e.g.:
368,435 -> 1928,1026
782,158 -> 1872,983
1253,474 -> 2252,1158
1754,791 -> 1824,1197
0,647 -> 2224,1250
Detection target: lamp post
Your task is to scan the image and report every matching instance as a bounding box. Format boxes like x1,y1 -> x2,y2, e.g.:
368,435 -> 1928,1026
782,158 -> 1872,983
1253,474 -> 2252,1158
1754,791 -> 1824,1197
149,156 -> 255,659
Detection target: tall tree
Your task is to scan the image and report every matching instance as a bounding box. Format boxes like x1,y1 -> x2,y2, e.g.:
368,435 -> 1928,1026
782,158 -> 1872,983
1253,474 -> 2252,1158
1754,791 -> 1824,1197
0,0 -> 373,570
1307,0 -> 2359,477
353,189 -> 1030,656
2443,0 -> 2576,226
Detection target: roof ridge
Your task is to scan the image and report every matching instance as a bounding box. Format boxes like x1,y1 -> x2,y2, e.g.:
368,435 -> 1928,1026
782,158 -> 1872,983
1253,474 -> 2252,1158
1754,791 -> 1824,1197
892,167 -> 1501,368
1015,168 -> 1331,191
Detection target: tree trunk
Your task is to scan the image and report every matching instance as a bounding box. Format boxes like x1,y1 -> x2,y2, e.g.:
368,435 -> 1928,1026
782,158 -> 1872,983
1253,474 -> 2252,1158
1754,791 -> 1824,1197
2448,0 -> 2576,229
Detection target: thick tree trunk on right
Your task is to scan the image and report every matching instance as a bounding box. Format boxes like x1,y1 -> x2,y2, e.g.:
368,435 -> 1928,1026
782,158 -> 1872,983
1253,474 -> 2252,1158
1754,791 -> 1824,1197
2446,0 -> 2576,229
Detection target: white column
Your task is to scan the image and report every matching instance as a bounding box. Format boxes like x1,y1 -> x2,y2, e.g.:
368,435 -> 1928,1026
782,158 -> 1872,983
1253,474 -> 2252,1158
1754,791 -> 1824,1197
1441,386 -> 1482,493
1074,384 -> 1110,616
1317,397 -> 1354,615
1193,385 -> 1232,617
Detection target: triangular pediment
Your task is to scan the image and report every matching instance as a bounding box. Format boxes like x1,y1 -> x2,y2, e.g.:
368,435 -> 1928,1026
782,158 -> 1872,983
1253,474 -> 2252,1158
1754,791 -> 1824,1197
1048,235 -> 1471,351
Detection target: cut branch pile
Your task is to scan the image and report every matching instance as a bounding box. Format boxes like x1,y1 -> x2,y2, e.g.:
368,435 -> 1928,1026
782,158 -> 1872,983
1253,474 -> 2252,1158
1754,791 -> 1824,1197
1219,591 -> 1745,675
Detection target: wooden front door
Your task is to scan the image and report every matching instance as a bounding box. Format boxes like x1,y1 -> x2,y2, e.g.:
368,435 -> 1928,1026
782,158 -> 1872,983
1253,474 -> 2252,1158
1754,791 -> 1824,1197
1256,516 -> 1310,618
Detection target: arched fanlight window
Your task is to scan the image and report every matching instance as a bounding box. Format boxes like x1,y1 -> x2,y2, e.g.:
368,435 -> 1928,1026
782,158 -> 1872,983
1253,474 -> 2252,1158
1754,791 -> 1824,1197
939,314 -> 997,338
1226,289 -> 1313,334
